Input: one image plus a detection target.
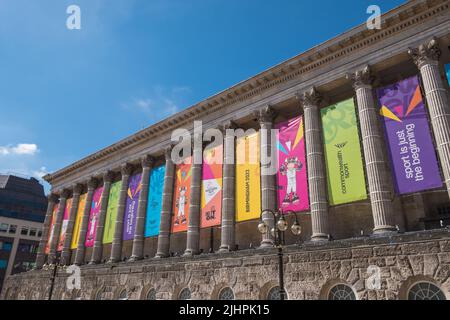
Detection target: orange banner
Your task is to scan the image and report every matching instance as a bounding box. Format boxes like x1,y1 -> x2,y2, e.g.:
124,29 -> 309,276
171,157 -> 192,233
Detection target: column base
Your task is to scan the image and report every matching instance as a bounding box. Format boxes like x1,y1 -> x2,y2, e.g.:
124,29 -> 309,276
311,233 -> 329,241
182,249 -> 198,257
372,226 -> 398,235
217,246 -> 232,253
106,258 -> 119,264
154,253 -> 168,259
128,255 -> 142,262
88,260 -> 98,265
259,240 -> 274,249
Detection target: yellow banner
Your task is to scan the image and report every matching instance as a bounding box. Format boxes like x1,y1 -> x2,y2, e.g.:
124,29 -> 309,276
71,193 -> 87,249
236,132 -> 261,222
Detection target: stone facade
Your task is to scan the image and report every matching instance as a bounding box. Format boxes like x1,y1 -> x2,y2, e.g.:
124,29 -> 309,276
1,0 -> 450,300
2,230 -> 449,300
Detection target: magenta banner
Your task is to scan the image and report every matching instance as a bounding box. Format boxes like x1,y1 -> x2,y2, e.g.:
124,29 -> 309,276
276,116 -> 309,212
376,75 -> 442,194
123,173 -> 142,241
85,186 -> 103,247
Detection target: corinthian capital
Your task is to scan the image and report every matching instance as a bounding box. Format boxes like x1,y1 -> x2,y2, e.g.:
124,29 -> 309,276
408,37 -> 441,69
87,177 -> 98,190
47,193 -> 59,203
103,170 -> 115,183
141,154 -> 155,168
120,163 -> 133,176
346,65 -> 374,90
72,183 -> 84,195
254,105 -> 276,125
300,87 -> 322,108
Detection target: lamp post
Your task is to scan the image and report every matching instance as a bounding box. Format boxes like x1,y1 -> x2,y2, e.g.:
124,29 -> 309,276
257,209 -> 302,300
43,255 -> 67,300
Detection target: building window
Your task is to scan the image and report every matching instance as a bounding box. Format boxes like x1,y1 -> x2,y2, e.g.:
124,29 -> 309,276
267,286 -> 284,300
0,223 -> 8,232
29,229 -> 37,237
218,287 -> 234,300
328,284 -> 357,300
9,225 -> 17,234
37,230 -> 42,238
20,227 -> 29,236
178,288 -> 191,300
18,243 -> 31,253
118,289 -> 128,300
0,259 -> 7,269
408,282 -> 446,300
146,288 -> 156,300
2,242 -> 12,251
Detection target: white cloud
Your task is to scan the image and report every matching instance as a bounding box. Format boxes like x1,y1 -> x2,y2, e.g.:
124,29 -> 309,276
32,166 -> 49,179
0,143 -> 39,155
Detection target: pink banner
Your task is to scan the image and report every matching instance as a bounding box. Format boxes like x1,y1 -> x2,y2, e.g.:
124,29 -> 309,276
276,116 -> 309,212
85,187 -> 103,247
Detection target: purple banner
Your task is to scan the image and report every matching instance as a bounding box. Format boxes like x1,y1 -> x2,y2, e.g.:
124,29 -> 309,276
122,173 -> 142,240
376,75 -> 442,194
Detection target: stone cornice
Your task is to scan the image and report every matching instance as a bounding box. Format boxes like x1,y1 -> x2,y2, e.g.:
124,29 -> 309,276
43,0 -> 449,186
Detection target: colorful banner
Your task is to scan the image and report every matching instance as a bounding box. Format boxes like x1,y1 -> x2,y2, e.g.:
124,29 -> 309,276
446,63 -> 450,86
236,132 -> 261,222
171,157 -> 192,233
71,193 -> 86,249
123,173 -> 142,240
57,198 -> 73,251
45,203 -> 59,254
144,165 -> 165,237
85,187 -> 103,247
276,116 -> 309,212
103,181 -> 121,244
376,75 -> 443,194
200,144 -> 223,228
321,98 -> 367,205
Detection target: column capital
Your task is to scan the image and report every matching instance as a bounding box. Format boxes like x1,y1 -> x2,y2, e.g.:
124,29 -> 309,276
47,193 -> 59,203
164,145 -> 174,161
300,87 -> 322,107
408,37 -> 441,69
141,154 -> 155,168
87,177 -> 98,190
219,120 -> 238,133
346,65 -> 374,89
120,163 -> 133,176
72,183 -> 84,195
103,170 -> 115,183
60,189 -> 71,199
254,105 -> 276,125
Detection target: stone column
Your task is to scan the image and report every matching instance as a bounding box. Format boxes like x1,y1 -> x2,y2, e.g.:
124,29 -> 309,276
90,171 -> 114,264
409,38 -> 450,198
130,155 -> 154,261
48,190 -> 69,264
347,66 -> 397,233
35,194 -> 58,269
302,88 -> 330,240
155,147 -> 176,258
74,178 -> 97,266
219,120 -> 237,252
257,106 -> 277,248
184,134 -> 203,256
61,184 -> 83,265
108,163 -> 133,263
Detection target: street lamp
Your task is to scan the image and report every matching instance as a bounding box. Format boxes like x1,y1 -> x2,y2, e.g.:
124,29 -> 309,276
257,209 -> 302,300
42,255 -> 67,300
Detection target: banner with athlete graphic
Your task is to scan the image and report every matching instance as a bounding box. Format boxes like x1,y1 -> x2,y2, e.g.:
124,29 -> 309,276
57,198 -> 73,251
85,186 -> 103,247
123,173 -> 142,240
200,144 -> 223,228
45,203 -> 59,254
171,157 -> 192,233
376,75 -> 442,194
276,116 -> 309,213
321,98 -> 367,205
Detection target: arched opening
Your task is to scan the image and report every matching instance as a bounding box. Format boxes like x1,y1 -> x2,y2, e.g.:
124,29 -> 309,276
407,282 -> 446,300
327,284 -> 357,300
218,287 -> 234,300
178,287 -> 191,300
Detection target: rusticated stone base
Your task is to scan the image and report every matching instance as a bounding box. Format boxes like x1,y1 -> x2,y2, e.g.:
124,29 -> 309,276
2,229 -> 449,300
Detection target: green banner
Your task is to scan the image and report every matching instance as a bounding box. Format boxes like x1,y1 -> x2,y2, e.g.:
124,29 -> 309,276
103,181 -> 121,244
321,98 -> 367,205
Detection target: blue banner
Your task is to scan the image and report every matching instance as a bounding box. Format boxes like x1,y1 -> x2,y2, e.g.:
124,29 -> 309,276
446,63 -> 450,86
144,165 -> 165,237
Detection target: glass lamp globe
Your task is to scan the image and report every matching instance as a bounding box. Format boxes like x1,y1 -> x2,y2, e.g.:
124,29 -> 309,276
277,216 -> 288,232
291,222 -> 302,236
258,221 -> 268,234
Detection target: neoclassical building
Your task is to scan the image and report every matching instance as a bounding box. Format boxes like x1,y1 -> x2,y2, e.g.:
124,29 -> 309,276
1,0 -> 450,300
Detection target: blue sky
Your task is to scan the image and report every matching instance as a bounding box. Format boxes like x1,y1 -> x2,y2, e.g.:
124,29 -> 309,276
0,0 -> 405,192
